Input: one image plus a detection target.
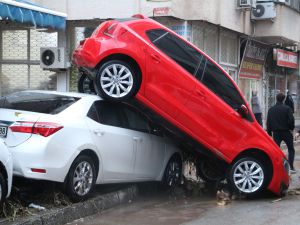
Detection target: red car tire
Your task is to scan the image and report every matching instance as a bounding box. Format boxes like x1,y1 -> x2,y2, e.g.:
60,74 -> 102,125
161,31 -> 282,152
228,157 -> 268,196
95,60 -> 140,101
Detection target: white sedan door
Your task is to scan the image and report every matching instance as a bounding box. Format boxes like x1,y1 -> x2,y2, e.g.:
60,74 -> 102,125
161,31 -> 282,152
120,105 -> 165,179
85,101 -> 135,181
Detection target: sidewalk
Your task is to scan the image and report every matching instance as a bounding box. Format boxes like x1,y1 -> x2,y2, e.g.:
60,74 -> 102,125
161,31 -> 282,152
282,141 -> 300,190
2,185 -> 138,225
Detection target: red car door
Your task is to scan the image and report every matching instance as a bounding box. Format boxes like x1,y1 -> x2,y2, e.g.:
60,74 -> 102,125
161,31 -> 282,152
181,58 -> 254,159
144,29 -> 200,120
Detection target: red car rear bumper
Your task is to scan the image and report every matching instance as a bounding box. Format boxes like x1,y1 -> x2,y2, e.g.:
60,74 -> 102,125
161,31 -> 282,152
72,48 -> 98,69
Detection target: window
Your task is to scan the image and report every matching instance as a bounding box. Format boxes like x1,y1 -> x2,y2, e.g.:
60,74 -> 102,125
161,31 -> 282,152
146,29 -> 203,75
87,104 -> 99,122
1,29 -> 58,96
92,101 -> 124,128
87,101 -> 150,132
120,105 -> 150,133
199,60 -> 245,111
194,57 -> 207,81
0,92 -> 79,114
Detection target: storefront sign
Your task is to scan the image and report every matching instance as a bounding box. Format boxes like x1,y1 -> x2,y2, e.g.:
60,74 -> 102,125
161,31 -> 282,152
239,40 -> 268,79
153,7 -> 170,15
274,49 -> 298,69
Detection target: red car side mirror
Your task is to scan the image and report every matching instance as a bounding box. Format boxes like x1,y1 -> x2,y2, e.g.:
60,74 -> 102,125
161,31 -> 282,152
238,104 -> 249,118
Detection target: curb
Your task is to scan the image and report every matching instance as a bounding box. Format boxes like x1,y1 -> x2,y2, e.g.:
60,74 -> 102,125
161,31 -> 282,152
5,185 -> 138,225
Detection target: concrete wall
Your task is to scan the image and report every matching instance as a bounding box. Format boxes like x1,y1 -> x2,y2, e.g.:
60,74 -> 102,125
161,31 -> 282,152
35,0 -> 171,20
34,0 -> 300,44
37,0 -> 139,20
170,0 -> 253,35
35,0 -> 251,32
33,0 -> 252,34
31,0 -> 67,14
254,5 -> 300,44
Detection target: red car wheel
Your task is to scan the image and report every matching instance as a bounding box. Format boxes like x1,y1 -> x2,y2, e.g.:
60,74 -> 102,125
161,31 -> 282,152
229,157 -> 267,196
95,60 -> 140,101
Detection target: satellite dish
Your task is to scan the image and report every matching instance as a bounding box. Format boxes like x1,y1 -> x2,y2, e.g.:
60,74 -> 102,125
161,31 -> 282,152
252,4 -> 265,17
41,50 -> 55,66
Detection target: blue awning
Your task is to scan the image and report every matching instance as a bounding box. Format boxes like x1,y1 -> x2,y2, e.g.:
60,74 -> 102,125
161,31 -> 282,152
0,0 -> 67,30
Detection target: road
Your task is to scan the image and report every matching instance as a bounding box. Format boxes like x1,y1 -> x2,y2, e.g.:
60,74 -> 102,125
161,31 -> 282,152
66,170 -> 300,225
66,146 -> 300,225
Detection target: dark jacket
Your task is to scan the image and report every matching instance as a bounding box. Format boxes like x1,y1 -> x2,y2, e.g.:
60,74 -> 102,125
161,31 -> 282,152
285,94 -> 294,113
267,102 -> 295,136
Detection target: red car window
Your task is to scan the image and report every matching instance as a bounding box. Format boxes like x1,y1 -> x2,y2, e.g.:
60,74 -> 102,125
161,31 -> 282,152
146,29 -> 203,76
200,60 -> 252,121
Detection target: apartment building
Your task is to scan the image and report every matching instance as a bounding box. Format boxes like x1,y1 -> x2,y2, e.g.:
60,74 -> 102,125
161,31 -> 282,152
1,0 -> 299,120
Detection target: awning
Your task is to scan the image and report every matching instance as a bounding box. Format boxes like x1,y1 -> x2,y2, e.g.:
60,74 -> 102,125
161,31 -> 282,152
0,0 -> 67,30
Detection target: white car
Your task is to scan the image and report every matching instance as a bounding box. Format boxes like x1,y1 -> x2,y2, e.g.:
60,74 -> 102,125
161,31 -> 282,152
0,139 -> 13,204
0,91 -> 182,201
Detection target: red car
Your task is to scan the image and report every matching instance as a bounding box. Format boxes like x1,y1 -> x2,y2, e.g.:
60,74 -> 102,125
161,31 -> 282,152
72,14 -> 289,196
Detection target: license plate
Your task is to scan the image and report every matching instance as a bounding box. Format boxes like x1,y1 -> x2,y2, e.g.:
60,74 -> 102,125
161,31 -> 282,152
0,126 -> 7,138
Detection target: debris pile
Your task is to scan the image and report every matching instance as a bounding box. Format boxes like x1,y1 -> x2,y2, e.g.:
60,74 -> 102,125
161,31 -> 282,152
0,179 -> 71,220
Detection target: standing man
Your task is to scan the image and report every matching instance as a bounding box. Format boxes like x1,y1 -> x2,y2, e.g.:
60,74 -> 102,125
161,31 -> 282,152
267,92 -> 296,173
285,90 -> 294,113
251,90 -> 263,127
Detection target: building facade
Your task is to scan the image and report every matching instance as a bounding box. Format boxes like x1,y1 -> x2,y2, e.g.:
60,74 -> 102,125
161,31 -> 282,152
1,0 -> 300,122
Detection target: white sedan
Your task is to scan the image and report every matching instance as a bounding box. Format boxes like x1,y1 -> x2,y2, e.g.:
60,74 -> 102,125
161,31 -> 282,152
0,139 -> 13,204
0,91 -> 182,201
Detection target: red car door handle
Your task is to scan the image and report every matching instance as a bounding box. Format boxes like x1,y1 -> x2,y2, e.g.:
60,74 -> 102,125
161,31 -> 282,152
196,90 -> 206,99
231,110 -> 241,117
150,54 -> 160,63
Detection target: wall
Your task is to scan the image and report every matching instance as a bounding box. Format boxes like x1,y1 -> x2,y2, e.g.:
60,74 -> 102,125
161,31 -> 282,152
35,0 -> 300,45
38,0 -> 138,20
0,28 -> 58,96
31,0 -> 67,14
254,5 -> 300,44
170,0 -> 253,35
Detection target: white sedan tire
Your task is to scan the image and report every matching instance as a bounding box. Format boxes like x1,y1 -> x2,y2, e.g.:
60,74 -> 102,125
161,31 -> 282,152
0,173 -> 7,204
65,155 -> 96,202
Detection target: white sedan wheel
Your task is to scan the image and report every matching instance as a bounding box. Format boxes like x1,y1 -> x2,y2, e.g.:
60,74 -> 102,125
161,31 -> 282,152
0,182 -> 2,202
163,156 -> 182,188
0,173 -> 6,203
72,161 -> 94,197
66,155 -> 96,202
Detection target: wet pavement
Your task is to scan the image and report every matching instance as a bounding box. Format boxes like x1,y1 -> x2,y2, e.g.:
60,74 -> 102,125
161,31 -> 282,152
67,177 -> 300,225
66,145 -> 300,225
183,195 -> 300,225
65,184 -> 300,225
66,189 -> 218,225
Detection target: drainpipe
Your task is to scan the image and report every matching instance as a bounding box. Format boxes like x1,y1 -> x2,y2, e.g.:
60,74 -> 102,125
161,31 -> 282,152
137,0 -> 141,14
57,22 -> 70,92
0,28 -> 2,96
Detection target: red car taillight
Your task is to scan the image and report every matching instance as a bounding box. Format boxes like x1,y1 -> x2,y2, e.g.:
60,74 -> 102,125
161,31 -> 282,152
10,122 -> 63,137
79,39 -> 86,46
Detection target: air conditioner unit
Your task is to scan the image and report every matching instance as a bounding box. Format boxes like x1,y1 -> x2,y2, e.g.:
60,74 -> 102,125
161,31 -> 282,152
40,47 -> 68,70
251,2 -> 276,20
